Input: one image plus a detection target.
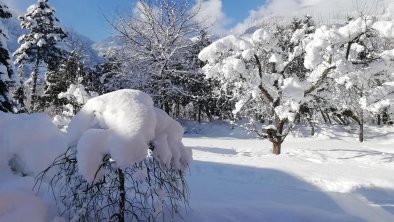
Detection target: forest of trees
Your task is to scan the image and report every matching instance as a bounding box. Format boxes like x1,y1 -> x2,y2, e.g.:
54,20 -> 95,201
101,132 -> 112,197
1,0 -> 394,153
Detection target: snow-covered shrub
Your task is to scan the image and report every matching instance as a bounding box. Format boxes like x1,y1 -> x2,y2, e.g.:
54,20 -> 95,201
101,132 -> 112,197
53,82 -> 97,128
35,89 -> 192,222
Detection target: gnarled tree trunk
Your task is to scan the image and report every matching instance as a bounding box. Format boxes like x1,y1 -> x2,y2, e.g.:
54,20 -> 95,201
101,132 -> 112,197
266,118 -> 287,155
273,141 -> 282,155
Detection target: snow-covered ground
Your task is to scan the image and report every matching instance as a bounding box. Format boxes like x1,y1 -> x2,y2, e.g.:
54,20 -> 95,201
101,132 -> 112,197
1,119 -> 394,221
182,122 -> 394,222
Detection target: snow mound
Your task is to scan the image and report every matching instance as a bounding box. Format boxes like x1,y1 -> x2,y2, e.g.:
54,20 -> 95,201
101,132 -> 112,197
0,112 -> 67,175
67,89 -> 192,182
0,189 -> 48,222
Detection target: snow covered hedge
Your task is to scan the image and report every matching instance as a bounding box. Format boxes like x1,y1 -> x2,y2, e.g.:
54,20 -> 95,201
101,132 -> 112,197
1,89 -> 192,221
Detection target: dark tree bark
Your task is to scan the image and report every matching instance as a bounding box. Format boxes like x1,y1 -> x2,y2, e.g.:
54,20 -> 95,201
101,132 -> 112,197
359,111 -> 364,143
273,141 -> 281,155
198,103 -> 202,123
359,123 -> 364,142
117,169 -> 125,222
266,118 -> 287,155
30,55 -> 40,112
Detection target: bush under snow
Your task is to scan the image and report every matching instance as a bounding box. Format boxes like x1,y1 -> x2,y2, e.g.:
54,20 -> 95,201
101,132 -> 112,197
66,89 -> 192,182
33,89 -> 192,221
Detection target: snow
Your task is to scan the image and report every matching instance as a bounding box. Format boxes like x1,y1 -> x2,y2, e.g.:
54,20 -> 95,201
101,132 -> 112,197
152,108 -> 192,169
0,189 -> 48,222
252,28 -> 271,42
182,122 -> 394,222
58,84 -> 95,105
372,21 -> 394,38
1,116 -> 394,221
37,39 -> 46,47
281,77 -> 304,102
241,48 -> 255,60
0,112 -> 67,176
67,89 -> 157,180
274,100 -> 299,122
67,89 -> 191,181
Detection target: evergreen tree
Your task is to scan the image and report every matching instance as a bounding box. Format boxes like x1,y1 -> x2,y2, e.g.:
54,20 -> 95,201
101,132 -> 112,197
41,50 -> 102,115
0,3 -> 15,112
13,0 -> 67,111
39,51 -> 78,113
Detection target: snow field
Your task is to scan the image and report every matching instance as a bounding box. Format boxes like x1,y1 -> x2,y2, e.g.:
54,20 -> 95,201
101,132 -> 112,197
182,122 -> 394,222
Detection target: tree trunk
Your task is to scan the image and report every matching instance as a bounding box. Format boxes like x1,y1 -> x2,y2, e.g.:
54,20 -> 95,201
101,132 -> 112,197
309,121 -> 315,136
198,103 -> 202,123
359,111 -> 364,143
377,114 -> 381,126
320,110 -> 327,123
30,50 -> 40,112
273,141 -> 281,155
117,169 -> 125,222
164,102 -> 170,115
359,123 -> 364,142
176,103 -> 180,118
308,112 -> 315,136
382,108 -> 389,124
325,112 -> 331,124
269,118 -> 286,155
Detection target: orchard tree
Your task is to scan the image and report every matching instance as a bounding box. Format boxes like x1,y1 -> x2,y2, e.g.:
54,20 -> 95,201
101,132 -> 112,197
0,3 -> 15,112
305,16 -> 394,142
199,16 -> 337,155
13,0 -> 67,111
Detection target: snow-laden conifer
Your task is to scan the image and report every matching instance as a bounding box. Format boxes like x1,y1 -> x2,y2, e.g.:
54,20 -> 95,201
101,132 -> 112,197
13,0 -> 67,111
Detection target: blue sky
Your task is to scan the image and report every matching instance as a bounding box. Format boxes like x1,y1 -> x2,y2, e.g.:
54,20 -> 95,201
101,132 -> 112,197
4,0 -> 267,42
6,0 -> 382,42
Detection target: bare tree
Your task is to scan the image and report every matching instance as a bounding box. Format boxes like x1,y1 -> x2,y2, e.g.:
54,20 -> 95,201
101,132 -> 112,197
109,0 -> 202,112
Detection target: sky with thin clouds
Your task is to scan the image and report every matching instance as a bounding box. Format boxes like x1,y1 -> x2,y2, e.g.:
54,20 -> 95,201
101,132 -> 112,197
2,0 -> 393,42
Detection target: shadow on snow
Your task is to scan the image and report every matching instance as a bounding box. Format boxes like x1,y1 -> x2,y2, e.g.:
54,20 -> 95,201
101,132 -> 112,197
184,160 -> 365,222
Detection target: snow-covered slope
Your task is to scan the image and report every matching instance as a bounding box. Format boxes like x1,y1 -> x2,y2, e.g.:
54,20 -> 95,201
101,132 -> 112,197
92,35 -> 126,57
235,0 -> 394,35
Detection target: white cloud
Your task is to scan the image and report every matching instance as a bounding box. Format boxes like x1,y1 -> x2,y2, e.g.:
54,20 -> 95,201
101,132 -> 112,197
232,0 -> 394,34
193,0 -> 230,36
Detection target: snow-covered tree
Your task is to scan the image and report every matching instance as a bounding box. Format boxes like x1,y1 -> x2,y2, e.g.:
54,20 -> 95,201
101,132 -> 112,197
112,0 -> 202,113
199,16 -> 333,154
13,0 -> 67,111
36,89 -> 192,222
0,3 -> 15,112
305,16 -> 394,142
98,50 -> 133,93
39,50 -> 85,113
